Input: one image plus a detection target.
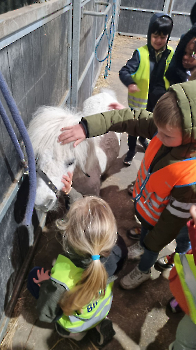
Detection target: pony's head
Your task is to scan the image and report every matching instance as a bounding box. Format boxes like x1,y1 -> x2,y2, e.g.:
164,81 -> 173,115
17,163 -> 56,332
28,106 -> 89,211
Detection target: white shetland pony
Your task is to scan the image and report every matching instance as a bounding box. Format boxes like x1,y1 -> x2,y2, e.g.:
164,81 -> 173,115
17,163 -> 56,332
28,91 -> 120,211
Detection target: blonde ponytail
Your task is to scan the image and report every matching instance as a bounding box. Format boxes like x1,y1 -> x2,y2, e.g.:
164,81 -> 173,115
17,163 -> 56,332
56,196 -> 117,315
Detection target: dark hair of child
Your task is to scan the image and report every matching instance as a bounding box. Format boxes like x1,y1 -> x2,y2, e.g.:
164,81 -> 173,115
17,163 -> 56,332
151,16 -> 173,36
190,2 -> 196,25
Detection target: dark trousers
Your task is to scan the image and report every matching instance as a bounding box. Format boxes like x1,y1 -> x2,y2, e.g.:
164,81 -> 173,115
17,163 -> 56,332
138,225 -> 191,272
127,135 -> 146,157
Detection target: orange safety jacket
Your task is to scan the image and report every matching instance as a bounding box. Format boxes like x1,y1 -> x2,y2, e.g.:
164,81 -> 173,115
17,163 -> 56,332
132,135 -> 196,227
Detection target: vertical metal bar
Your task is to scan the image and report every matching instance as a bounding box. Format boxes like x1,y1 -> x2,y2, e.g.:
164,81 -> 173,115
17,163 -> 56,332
91,0 -> 97,93
115,0 -> 120,30
163,0 -> 170,14
71,0 -> 81,108
163,0 -> 174,15
168,0 -> 175,16
66,4 -> 72,107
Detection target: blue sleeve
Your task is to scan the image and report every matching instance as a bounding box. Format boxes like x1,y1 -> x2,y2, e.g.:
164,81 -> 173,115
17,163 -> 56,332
119,50 -> 140,87
104,234 -> 128,276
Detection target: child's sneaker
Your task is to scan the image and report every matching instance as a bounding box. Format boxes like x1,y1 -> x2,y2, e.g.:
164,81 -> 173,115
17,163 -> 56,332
123,151 -> 135,166
120,265 -> 151,289
154,253 -> 174,271
89,318 -> 115,348
128,241 -> 144,260
167,297 -> 182,313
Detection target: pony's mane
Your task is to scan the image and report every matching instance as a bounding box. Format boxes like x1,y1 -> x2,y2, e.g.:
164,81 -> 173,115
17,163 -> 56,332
28,106 -> 89,171
83,90 -> 117,116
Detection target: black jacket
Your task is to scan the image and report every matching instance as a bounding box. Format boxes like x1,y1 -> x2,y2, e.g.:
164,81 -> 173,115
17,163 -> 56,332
166,24 -> 196,84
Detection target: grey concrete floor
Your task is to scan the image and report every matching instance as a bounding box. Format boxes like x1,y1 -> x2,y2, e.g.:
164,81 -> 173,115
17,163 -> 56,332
2,35 -> 183,350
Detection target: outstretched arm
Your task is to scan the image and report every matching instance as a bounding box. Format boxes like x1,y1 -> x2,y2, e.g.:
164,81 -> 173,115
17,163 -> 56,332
58,108 -> 156,146
58,103 -> 125,146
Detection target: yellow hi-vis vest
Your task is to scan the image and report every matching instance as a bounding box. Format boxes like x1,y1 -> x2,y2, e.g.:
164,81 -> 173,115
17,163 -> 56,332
128,45 -> 174,109
50,254 -> 113,333
174,253 -> 196,324
132,135 -> 196,226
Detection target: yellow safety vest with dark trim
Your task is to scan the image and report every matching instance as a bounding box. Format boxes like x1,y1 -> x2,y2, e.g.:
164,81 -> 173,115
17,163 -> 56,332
50,254 -> 113,333
174,253 -> 196,324
128,45 -> 174,109
132,135 -> 196,226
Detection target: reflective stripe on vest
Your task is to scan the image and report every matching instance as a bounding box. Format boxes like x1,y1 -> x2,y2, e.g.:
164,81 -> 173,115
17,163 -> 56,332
128,45 -> 174,110
50,254 -> 113,333
174,253 -> 196,323
132,135 -> 196,226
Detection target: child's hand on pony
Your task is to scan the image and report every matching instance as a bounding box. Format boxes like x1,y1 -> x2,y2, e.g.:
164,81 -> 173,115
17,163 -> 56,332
108,102 -> 125,110
33,268 -> 50,287
58,124 -> 86,146
61,171 -> 73,194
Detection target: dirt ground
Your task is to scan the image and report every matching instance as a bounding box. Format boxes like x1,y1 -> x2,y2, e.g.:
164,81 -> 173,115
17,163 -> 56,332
1,35 -> 183,350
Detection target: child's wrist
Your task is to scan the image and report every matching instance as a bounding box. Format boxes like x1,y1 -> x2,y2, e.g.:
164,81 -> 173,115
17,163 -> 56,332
65,187 -> 72,195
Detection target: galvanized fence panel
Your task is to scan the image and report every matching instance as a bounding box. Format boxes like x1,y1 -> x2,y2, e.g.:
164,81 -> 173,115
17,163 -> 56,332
0,0 -> 51,14
0,1 -> 72,340
118,0 -> 166,37
75,0 -> 118,109
118,0 -> 196,39
0,47 -> 21,204
121,0 -> 165,10
92,0 -> 118,87
169,0 -> 195,38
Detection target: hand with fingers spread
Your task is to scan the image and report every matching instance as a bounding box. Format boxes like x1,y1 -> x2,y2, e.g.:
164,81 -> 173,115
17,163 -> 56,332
33,268 -> 50,287
61,172 -> 73,195
108,102 -> 125,110
58,124 -> 86,146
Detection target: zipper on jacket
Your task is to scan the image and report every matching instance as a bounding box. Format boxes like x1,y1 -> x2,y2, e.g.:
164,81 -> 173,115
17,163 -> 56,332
134,171 -> 150,203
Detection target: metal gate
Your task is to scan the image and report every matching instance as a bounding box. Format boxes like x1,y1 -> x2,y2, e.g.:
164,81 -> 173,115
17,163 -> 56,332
117,0 -> 195,39
0,0 -> 119,341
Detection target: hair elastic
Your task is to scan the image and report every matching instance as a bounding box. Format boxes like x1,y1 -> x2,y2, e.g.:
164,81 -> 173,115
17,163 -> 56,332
91,254 -> 100,261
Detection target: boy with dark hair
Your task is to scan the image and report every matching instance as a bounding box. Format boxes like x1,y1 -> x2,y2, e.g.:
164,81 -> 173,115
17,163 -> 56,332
119,13 -> 173,166
58,80 -> 196,289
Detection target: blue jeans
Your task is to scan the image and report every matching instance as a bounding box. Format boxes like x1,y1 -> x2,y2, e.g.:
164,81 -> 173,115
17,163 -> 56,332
175,225 -> 191,253
138,225 -> 191,272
